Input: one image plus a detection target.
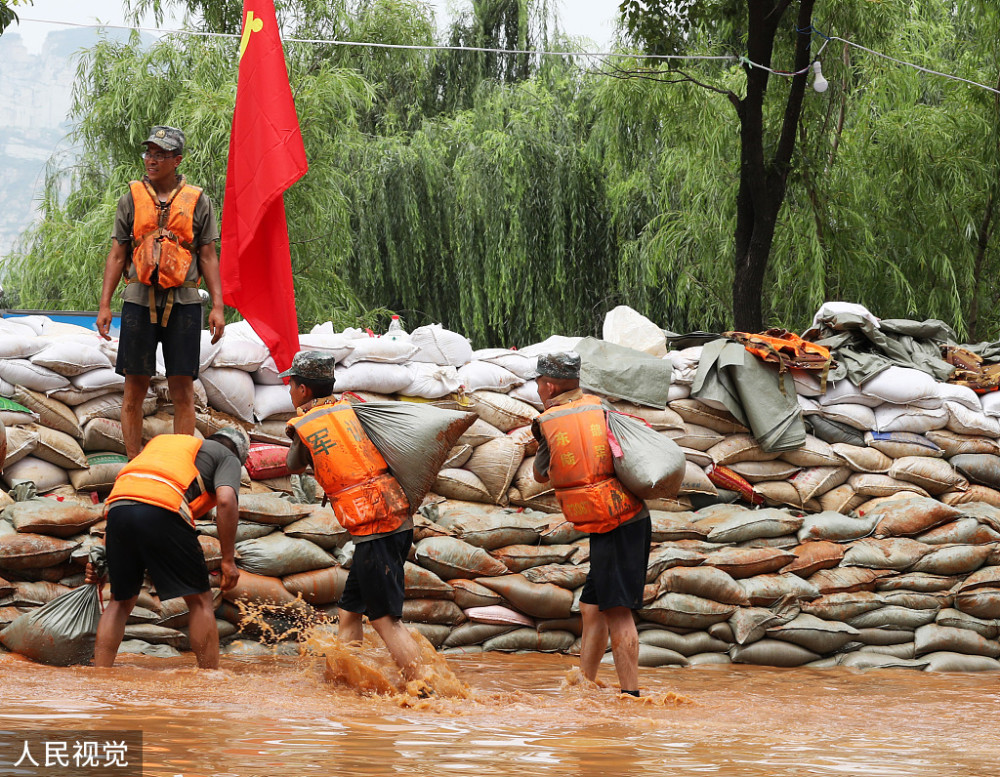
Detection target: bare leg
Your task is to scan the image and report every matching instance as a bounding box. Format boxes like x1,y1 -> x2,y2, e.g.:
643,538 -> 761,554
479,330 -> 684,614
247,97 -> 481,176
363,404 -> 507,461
370,615 -> 422,681
338,608 -> 364,644
606,607 -> 640,694
184,591 -> 220,669
166,375 -> 196,436
93,595 -> 139,667
122,375 -> 151,459
579,601 -> 610,682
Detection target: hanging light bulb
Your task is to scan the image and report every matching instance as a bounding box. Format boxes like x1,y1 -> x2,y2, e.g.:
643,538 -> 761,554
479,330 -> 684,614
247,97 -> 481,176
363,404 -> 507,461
812,60 -> 829,93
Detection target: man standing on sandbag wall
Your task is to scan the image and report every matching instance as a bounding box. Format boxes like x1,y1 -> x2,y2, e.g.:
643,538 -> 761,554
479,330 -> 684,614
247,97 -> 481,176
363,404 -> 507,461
87,427 -> 248,669
96,125 -> 226,459
532,353 -> 651,697
282,351 -> 427,684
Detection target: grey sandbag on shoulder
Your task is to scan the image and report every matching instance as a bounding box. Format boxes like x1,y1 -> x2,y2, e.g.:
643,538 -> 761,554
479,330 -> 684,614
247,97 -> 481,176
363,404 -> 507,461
606,411 -> 685,500
352,402 -> 478,509
0,546 -> 106,666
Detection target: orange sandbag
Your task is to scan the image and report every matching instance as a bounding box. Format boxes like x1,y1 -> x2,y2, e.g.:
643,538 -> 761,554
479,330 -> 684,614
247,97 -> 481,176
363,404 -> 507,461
781,542 -> 846,577
224,570 -> 299,606
475,573 -> 573,620
282,566 -> 349,605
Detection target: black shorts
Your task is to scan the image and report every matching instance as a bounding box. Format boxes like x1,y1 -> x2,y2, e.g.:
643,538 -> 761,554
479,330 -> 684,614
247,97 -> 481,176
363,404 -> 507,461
116,301 -> 202,378
579,511 -> 652,611
105,502 -> 211,602
339,529 -> 412,621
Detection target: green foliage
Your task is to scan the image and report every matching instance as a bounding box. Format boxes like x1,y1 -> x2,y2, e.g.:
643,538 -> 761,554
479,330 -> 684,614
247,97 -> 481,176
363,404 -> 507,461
4,0 -> 1000,346
0,0 -> 32,36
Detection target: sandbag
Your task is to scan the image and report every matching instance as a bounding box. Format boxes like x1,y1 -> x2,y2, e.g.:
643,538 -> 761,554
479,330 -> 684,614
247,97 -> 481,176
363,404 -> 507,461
706,508 -> 803,544
235,533 -> 334,577
638,628 -> 730,656
847,605 -> 938,630
867,496 -> 962,538
918,518 -> 1000,546
779,435 -> 842,467
465,605 -> 534,627
464,436 -> 524,503
888,456 -> 967,495
489,544 -> 577,573
781,542 -> 845,577
669,424 -> 724,452
767,613 -> 859,654
941,485 -> 1000,508
0,533 -> 79,570
606,411 -> 685,500
953,588 -> 1000,619
449,579 -> 504,609
739,573 -> 821,606
443,622 -> 516,647
475,573 -> 574,620
703,547 -> 795,579
802,591 -> 884,621
415,536 -> 509,580
678,461 -> 717,497
200,367 -> 255,422
352,402 -> 477,509
8,499 -> 102,538
657,566 -> 748,605
0,582 -> 101,665
3,456 -> 70,492
950,453 -> 1000,490
634,644 -> 689,667
404,561 -> 454,600
808,567 -> 891,595
876,573 -> 959,593
245,443 -> 292,480
729,639 -> 819,667
909,544 -> 994,576
922,651 -> 1000,672
429,505 -> 543,550
283,507 -> 350,549
482,628 -> 576,653
224,570 -> 301,607
706,434 -> 781,466
669,399 -> 748,435
640,592 -> 736,629
81,418 -> 126,455
841,538 -> 933,571
69,452 -> 127,494
935,607 -> 998,639
466,392 -> 537,432
433,468 -> 493,503
727,460 -> 802,484
282,566 -> 349,605
849,473 -> 929,499
925,430 -> 999,457
401,599 -> 465,625
864,431 -> 943,459
914,623 -> 1000,658
238,494 -> 315,526
457,361 -> 523,393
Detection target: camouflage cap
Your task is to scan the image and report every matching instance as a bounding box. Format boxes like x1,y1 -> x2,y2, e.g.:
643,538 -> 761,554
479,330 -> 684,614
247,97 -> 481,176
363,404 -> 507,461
277,350 -> 337,381
536,351 -> 581,380
209,426 -> 250,465
142,125 -> 185,154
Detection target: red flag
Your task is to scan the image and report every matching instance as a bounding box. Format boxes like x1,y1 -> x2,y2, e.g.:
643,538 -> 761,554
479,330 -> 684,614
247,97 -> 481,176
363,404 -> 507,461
221,0 -> 307,373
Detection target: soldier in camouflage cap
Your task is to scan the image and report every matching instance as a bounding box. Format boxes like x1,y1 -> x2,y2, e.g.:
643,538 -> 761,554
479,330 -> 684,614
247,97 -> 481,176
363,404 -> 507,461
278,350 -> 337,381
142,125 -> 186,154
536,351 -> 581,381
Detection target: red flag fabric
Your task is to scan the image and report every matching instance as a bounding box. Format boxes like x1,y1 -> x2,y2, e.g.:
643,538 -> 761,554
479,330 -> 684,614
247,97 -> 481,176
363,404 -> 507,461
221,0 -> 307,373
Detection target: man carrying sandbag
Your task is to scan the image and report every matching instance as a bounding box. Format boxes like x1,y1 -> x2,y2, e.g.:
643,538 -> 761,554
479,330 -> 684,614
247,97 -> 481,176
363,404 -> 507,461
532,352 -> 651,697
282,351 -> 427,683
87,427 -> 249,669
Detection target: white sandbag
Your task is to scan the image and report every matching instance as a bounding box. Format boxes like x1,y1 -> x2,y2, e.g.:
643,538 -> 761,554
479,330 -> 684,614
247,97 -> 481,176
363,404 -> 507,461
30,340 -> 111,376
467,391 -> 538,432
508,380 -> 543,410
860,367 -> 942,408
0,359 -> 70,392
409,324 -> 473,366
464,436 -> 525,504
457,361 -> 524,393
789,466 -> 851,503
864,431 -> 943,459
874,403 -> 948,433
399,363 -> 461,399
212,334 -> 270,372
887,456 -> 967,495
472,348 -> 538,380
81,418 -> 125,455
333,362 -> 413,394
945,401 -> 1000,437
819,380 -> 881,408
518,335 -> 583,358
253,383 -> 295,421
339,336 -> 417,367
70,368 -> 125,392
981,391 -> 1000,418
12,387 -> 81,439
3,456 -> 70,492
602,306 -> 667,357
0,332 -> 45,359
607,411 -> 685,501
936,382 -> 982,411
297,332 -> 356,363
816,403 -> 877,431
200,367 -> 255,423
73,393 -> 156,426
667,384 -> 691,401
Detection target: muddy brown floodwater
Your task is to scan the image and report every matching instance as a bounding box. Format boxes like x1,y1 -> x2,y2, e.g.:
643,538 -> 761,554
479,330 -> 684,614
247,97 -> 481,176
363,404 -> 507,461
1,633 -> 998,777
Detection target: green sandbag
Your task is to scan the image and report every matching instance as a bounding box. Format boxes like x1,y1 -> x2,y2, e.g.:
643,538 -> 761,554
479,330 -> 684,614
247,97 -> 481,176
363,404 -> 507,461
0,546 -> 105,666
606,410 -> 685,500
352,402 -> 477,509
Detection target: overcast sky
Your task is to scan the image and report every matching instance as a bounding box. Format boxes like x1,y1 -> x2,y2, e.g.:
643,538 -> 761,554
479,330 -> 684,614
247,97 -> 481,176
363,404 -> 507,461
13,0 -> 622,52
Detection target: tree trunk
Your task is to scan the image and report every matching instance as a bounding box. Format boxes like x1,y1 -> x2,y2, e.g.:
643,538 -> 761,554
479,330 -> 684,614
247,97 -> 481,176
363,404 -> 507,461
731,0 -> 816,332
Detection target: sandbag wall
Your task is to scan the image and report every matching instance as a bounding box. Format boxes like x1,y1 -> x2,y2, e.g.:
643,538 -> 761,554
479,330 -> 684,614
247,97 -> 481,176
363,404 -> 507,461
3,313 -> 1000,669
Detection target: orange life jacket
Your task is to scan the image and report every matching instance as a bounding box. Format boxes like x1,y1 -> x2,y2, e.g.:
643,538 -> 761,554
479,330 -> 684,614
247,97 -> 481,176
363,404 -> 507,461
537,394 -> 643,534
726,328 -> 834,391
105,435 -> 216,526
128,179 -> 203,325
287,399 -> 410,536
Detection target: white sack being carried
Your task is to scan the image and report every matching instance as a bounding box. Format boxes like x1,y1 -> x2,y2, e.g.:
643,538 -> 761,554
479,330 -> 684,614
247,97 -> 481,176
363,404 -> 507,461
606,411 -> 685,500
353,401 -> 477,509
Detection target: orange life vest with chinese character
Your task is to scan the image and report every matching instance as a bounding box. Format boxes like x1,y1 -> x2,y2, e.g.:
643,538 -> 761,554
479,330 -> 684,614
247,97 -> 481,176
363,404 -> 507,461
105,435 -> 216,526
287,400 -> 410,536
537,394 -> 643,534
130,179 -> 203,291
